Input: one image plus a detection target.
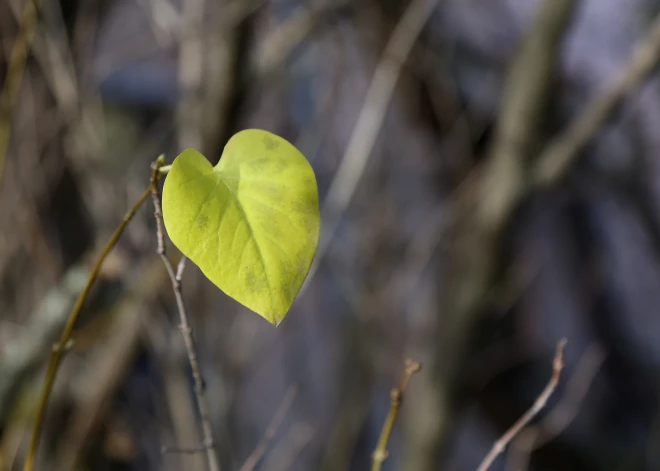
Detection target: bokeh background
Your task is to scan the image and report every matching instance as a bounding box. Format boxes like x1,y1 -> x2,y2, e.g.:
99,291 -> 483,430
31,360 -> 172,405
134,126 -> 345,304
2,0 -> 660,470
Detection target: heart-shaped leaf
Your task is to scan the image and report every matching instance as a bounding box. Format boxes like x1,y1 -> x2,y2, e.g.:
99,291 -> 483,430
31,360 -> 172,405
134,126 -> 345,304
161,129 -> 320,325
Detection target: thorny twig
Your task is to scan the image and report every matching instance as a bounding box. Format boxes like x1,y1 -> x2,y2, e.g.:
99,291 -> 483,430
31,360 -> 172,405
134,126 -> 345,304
150,158 -> 220,471
475,339 -> 567,471
372,359 -> 422,471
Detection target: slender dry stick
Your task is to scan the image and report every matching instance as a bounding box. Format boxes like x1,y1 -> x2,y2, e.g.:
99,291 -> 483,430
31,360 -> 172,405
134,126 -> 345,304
371,359 -> 422,471
506,342 -> 606,471
0,0 -> 41,185
150,158 -> 220,471
23,185 -> 153,471
475,339 -> 567,471
239,385 -> 298,471
534,11 -> 660,187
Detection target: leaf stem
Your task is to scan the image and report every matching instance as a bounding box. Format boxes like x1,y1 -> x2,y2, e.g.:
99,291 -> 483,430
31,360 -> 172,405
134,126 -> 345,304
150,159 -> 220,471
23,185 -> 153,471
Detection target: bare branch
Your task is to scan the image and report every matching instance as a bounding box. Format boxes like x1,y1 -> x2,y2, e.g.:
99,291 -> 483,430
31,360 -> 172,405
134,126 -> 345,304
535,12 -> 660,187
506,342 -> 606,471
23,185 -> 153,471
475,340 -> 567,471
372,359 -> 422,471
150,159 -> 220,471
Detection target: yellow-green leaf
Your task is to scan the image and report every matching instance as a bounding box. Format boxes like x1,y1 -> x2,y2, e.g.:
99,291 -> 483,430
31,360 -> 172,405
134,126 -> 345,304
161,129 -> 320,325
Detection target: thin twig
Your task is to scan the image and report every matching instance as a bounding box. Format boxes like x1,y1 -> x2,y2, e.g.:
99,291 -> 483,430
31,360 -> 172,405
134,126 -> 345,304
535,11 -> 660,187
23,185 -> 153,471
150,158 -> 220,471
239,385 -> 298,471
506,342 -> 606,471
371,359 -> 422,471
305,0 -> 440,284
0,0 -> 41,186
475,339 -> 567,471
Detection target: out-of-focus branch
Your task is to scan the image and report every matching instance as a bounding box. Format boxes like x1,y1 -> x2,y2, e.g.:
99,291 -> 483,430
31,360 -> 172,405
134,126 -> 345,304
307,0 -> 440,284
0,267 -> 88,424
534,11 -> 660,187
407,2 -> 577,470
150,159 -> 220,471
475,340 -> 566,471
54,261 -> 171,470
252,0 -> 349,78
0,0 -> 40,185
506,342 -> 606,471
371,359 -> 421,471
177,0 -> 206,151
239,386 -> 298,471
479,0 -> 577,233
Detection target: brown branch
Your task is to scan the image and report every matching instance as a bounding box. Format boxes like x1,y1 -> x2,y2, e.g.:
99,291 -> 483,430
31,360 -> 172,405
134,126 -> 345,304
534,11 -> 660,188
23,185 -> 153,471
506,342 -> 606,471
150,158 -> 220,471
372,359 -> 422,471
239,385 -> 298,471
475,339 -> 567,471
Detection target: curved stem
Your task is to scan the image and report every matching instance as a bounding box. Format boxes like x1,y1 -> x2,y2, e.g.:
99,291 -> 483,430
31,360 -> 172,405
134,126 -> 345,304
23,185 -> 152,471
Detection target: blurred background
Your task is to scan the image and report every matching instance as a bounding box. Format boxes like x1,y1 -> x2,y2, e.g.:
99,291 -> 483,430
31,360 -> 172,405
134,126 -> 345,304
2,0 -> 660,470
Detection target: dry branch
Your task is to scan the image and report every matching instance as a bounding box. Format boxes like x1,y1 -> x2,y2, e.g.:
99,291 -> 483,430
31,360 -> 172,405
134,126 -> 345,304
372,359 -> 421,471
150,159 -> 220,471
506,342 -> 606,471
475,340 -> 566,471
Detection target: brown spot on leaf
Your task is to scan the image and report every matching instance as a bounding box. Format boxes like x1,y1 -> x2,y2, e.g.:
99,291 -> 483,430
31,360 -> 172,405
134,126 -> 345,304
196,214 -> 209,232
263,136 -> 280,150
